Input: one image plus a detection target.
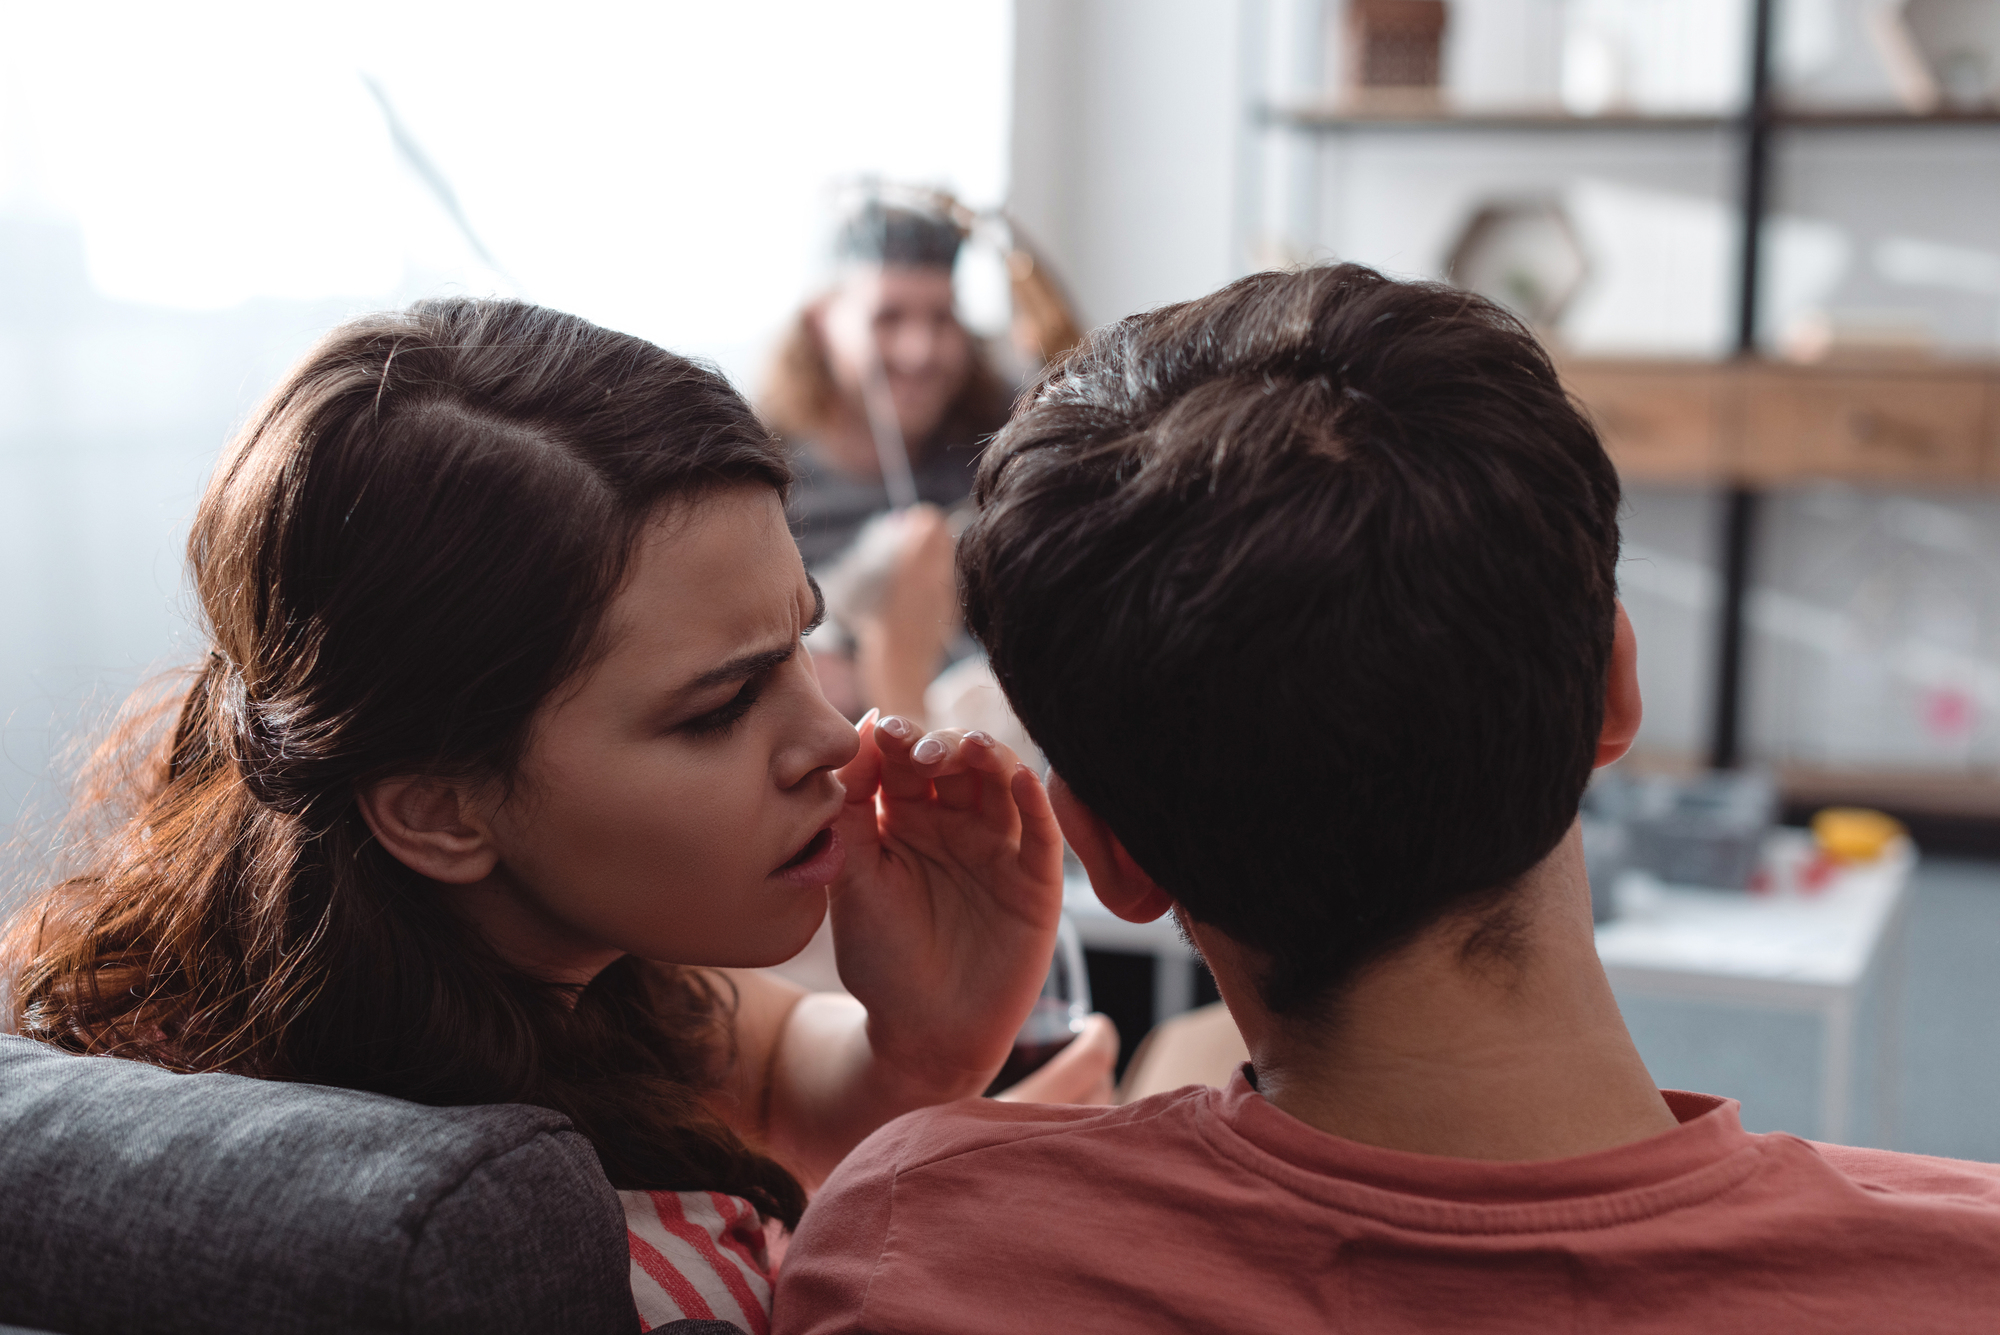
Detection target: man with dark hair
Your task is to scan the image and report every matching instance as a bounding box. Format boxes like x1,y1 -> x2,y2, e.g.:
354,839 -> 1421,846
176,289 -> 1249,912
773,266 -> 2000,1333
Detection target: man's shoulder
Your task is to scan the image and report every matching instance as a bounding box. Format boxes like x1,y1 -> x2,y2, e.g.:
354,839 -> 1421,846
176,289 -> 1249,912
1807,1139 -> 2000,1204
839,1085 -> 1214,1184
775,1090 -> 1222,1335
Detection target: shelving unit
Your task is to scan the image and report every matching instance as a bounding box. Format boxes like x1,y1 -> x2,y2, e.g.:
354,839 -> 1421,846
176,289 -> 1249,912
1246,0 -> 2000,803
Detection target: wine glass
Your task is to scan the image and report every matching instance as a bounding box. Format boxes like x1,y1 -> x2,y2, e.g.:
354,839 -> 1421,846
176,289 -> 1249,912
985,912 -> 1092,1095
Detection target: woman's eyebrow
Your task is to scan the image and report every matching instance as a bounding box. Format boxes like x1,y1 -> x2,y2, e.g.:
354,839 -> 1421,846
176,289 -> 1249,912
674,579 -> 822,697
684,644 -> 794,694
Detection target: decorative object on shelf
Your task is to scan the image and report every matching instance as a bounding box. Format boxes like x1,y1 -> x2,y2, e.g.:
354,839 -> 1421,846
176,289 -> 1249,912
1870,0 -> 2000,112
1339,0 -> 1449,110
1560,22 -> 1628,117
1561,0 -> 1745,118
1444,197 -> 1589,330
1590,769 -> 1779,893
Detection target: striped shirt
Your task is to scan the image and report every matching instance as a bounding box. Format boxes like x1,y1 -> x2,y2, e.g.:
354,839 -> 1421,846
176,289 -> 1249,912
622,1188 -> 774,1335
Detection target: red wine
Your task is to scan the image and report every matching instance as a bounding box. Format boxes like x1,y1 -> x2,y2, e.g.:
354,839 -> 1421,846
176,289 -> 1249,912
984,931 -> 1091,1097
984,1036 -> 1078,1097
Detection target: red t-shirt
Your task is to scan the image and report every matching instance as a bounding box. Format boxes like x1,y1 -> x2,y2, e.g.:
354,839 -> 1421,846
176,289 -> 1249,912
774,1068 -> 2000,1333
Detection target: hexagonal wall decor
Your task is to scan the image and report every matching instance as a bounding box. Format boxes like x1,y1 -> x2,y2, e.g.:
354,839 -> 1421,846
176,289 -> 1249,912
1445,199 -> 1590,331
1871,0 -> 2000,112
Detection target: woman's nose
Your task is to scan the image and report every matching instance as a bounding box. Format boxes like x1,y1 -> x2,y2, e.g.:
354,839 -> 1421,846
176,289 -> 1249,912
884,321 -> 938,375
781,684 -> 861,790
818,705 -> 862,773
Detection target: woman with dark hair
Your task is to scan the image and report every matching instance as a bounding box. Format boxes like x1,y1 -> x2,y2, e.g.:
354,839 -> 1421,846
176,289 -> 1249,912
3,298 -> 1107,1332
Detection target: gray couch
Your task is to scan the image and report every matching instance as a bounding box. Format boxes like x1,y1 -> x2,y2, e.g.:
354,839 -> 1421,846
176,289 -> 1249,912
0,1035 -> 642,1334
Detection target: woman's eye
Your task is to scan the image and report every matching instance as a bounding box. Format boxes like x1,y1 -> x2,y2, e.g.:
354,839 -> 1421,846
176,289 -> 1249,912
680,678 -> 764,737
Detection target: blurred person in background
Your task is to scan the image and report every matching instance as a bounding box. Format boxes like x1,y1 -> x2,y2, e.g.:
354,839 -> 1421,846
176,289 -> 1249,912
760,198 -> 1013,724
756,196 -> 1082,1002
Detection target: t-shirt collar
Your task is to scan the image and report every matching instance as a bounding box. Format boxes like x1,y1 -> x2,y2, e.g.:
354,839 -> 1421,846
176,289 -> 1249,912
1199,1064 -> 1765,1234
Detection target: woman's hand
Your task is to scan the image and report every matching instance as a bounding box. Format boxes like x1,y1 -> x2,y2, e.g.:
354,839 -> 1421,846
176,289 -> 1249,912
726,710 -> 1080,1187
828,710 -> 1066,1105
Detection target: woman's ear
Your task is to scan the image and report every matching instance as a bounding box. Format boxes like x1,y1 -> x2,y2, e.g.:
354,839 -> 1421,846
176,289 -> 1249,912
1595,601 -> 1644,768
356,777 -> 499,885
1046,771 -> 1175,925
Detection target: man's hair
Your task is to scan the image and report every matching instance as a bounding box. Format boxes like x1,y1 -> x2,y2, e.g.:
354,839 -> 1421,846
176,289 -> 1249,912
959,264 -> 1622,1015
834,199 -> 965,269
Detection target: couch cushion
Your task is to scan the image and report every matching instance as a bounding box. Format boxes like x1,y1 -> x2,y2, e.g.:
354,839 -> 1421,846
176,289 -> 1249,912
0,1036 -> 640,1335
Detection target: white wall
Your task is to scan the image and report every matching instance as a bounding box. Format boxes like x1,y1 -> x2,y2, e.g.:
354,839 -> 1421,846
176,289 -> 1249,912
0,217 -> 358,888
1010,0 -> 1245,330
0,1 -> 1015,893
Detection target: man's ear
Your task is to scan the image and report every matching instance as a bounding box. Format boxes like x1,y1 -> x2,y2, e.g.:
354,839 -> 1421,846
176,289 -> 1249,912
1596,600 -> 1644,768
1046,771 -> 1175,924
355,777 -> 499,885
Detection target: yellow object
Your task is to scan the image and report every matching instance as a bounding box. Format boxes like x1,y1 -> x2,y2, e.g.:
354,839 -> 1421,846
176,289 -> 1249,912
1812,807 -> 1907,863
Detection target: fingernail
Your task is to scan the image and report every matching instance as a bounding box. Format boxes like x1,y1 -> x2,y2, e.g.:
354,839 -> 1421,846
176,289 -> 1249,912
912,737 -> 947,764
965,730 -> 995,747
878,715 -> 916,740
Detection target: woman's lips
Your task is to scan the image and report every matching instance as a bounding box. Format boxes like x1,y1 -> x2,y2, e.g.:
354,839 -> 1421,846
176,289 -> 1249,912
775,826 -> 845,886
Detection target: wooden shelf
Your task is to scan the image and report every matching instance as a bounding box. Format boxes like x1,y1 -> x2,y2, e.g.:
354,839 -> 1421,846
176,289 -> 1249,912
1778,765 -> 2000,822
1262,104 -> 2000,133
1776,108 -> 2000,129
1559,357 -> 2000,486
1261,105 -> 1727,132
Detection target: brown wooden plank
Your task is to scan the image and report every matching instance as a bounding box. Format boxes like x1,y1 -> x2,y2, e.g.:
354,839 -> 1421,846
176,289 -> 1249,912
1738,367 -> 1987,484
1561,361 -> 1726,483
1777,763 -> 2000,821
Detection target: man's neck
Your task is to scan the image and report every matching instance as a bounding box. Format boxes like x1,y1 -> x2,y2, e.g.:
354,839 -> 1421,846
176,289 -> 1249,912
1194,826 -> 1680,1162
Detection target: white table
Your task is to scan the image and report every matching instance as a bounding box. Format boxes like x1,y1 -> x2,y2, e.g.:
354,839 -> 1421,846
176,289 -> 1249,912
1595,829 -> 1915,1145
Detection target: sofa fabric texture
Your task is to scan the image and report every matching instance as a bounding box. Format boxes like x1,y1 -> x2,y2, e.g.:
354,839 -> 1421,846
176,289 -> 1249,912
0,1036 -> 641,1335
